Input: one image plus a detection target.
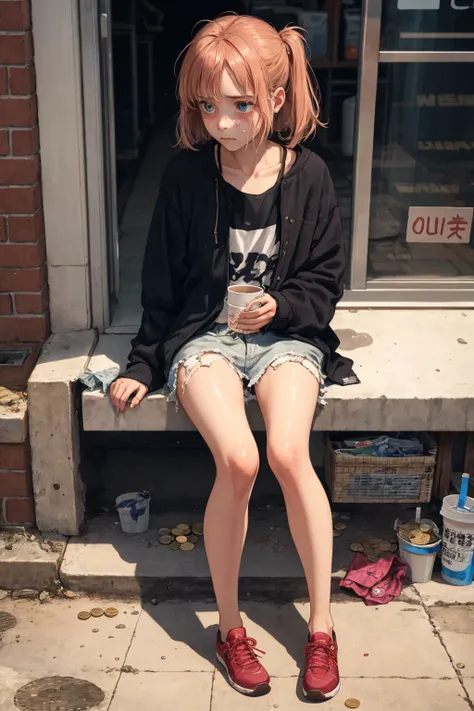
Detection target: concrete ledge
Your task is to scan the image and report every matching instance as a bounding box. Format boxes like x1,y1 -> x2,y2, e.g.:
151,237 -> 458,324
0,401 -> 28,444
28,330 -> 97,534
0,533 -> 66,590
82,310 -> 474,432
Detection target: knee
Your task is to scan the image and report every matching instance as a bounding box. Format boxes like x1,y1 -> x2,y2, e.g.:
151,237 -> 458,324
267,441 -> 309,487
219,444 -> 260,497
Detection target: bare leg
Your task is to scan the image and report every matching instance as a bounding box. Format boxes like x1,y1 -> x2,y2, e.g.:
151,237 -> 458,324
177,356 -> 259,640
255,362 -> 333,637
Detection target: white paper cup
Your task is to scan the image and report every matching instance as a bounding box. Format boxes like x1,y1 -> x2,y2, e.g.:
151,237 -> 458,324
227,285 -> 263,332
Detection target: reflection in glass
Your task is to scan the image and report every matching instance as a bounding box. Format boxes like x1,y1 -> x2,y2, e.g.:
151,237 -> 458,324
368,63 -> 474,281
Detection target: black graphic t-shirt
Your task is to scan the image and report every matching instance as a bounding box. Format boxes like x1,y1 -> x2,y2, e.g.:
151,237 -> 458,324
216,146 -> 287,324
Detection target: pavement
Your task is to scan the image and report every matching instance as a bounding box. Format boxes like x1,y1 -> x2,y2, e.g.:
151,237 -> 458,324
1,506 -> 474,709
0,591 -> 473,711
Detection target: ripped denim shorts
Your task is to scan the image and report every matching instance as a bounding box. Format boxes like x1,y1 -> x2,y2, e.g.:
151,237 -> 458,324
167,323 -> 326,408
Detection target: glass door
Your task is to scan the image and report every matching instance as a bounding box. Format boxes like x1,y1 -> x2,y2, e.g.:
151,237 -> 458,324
350,0 -> 474,301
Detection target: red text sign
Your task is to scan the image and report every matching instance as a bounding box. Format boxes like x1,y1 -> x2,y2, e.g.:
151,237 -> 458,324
406,206 -> 473,243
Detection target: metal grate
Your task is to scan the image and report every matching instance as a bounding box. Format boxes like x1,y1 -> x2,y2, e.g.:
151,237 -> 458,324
0,349 -> 30,366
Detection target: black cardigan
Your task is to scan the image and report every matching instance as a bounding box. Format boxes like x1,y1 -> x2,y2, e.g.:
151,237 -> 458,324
119,142 -> 358,390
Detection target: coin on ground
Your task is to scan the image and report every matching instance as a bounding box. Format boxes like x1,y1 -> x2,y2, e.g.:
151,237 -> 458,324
104,608 -> 119,618
158,535 -> 173,545
180,542 -> 195,551
177,523 -> 190,531
334,522 -> 347,531
171,527 -> 184,536
78,611 -> 91,620
333,530 -> 343,537
188,534 -> 198,544
350,542 -> 365,552
90,608 -> 104,618
169,541 -> 181,550
157,527 -> 171,536
379,541 -> 393,552
345,699 -> 360,709
192,523 -> 204,535
175,535 -> 187,543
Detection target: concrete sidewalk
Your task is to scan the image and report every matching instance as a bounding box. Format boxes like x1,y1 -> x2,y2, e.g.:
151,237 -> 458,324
0,589 -> 473,710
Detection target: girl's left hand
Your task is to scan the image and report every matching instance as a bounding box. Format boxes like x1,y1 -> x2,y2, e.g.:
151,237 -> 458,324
235,293 -> 277,333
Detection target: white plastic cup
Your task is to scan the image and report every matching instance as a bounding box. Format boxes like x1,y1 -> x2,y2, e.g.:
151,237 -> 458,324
440,494 -> 474,586
397,531 -> 441,583
115,491 -> 150,534
227,285 -> 263,332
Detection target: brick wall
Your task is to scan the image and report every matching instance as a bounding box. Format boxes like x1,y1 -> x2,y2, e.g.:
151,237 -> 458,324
0,1 -> 49,527
0,441 -> 34,525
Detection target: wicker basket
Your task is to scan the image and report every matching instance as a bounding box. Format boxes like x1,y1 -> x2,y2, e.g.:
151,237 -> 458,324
325,434 -> 437,504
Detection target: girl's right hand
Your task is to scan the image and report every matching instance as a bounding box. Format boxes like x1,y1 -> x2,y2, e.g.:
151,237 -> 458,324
110,377 -> 149,413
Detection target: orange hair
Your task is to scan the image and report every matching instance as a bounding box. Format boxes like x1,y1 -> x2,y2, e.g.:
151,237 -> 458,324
176,14 -> 322,150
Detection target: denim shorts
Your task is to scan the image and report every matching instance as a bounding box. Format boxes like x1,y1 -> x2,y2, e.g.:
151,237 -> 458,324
167,323 -> 326,407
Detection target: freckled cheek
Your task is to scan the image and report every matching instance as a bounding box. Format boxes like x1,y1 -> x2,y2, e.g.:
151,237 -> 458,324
202,113 -> 215,127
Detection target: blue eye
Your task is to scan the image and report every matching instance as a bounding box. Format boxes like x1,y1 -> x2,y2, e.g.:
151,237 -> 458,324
237,101 -> 253,113
201,102 -> 215,114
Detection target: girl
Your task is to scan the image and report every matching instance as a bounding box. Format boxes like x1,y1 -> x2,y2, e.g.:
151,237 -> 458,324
110,14 -> 356,701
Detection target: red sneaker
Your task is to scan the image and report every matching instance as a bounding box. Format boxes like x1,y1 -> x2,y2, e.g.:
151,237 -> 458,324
216,627 -> 271,696
303,631 -> 341,700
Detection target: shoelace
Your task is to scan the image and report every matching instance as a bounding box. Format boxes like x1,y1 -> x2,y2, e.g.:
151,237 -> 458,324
225,636 -> 266,670
304,639 -> 336,673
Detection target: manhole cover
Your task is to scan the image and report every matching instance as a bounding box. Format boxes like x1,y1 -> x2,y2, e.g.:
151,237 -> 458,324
0,611 -> 17,634
14,677 -> 105,711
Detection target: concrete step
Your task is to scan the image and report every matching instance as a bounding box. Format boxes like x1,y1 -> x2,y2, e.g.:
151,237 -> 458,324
60,506 -> 425,601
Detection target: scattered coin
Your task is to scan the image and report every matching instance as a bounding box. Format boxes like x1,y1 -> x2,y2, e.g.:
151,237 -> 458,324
92,628 -> 99,633
456,662 -> 465,669
177,523 -> 190,531
90,608 -> 104,618
334,523 -> 347,531
63,590 -> 77,600
115,624 -> 126,629
158,534 -> 173,545
176,535 -> 188,544
345,698 -> 361,709
78,611 -> 91,621
333,530 -> 343,538
131,611 -> 139,616
169,541 -> 181,551
367,553 -> 379,563
192,523 -> 204,536
157,527 -> 171,536
379,541 -> 394,552
180,542 -> 195,551
104,608 -> 119,618
350,542 -> 365,552
188,535 -> 198,544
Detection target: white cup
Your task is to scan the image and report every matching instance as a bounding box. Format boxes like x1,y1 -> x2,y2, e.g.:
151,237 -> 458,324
227,284 -> 263,332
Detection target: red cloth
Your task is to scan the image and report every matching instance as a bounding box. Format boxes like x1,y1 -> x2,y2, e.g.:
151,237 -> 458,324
340,553 -> 408,605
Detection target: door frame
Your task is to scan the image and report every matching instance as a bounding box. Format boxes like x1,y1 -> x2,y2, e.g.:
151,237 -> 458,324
78,0 -> 474,332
